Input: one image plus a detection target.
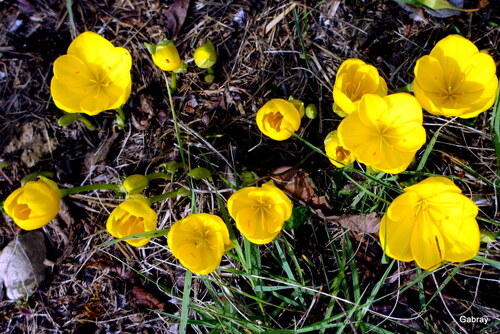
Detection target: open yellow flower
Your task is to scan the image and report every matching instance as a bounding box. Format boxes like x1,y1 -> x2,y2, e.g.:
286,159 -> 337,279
256,99 -> 302,141
414,34 -> 498,118
337,93 -> 426,174
51,31 -> 132,116
227,181 -> 293,244
106,195 -> 157,247
379,177 -> 479,270
324,130 -> 355,168
167,213 -> 234,275
3,177 -> 61,230
333,58 -> 388,117
151,41 -> 183,71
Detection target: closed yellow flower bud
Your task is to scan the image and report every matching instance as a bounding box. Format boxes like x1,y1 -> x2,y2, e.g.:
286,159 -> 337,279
151,41 -> 183,72
227,181 -> 293,244
194,40 -> 217,69
122,174 -> 149,194
256,99 -> 302,141
50,31 -> 132,116
4,177 -> 61,230
106,195 -> 158,247
167,213 -> 234,275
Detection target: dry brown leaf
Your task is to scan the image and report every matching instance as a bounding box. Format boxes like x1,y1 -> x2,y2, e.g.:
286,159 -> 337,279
337,213 -> 380,234
271,166 -> 332,210
130,286 -> 165,311
162,0 -> 190,39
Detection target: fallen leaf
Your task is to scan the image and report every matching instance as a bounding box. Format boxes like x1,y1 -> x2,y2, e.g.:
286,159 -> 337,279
271,166 -> 332,210
130,286 -> 165,311
162,0 -> 190,39
336,213 -> 380,234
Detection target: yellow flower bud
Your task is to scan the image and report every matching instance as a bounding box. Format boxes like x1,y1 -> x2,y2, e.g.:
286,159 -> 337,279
194,40 -> 217,69
122,174 -> 149,194
167,213 -> 234,275
106,195 -> 158,247
305,104 -> 318,119
3,177 -> 61,230
150,41 -> 183,72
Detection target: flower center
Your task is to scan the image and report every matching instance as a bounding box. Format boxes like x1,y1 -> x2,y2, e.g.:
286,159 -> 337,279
336,146 -> 350,161
13,203 -> 31,220
264,112 -> 284,131
89,67 -> 111,96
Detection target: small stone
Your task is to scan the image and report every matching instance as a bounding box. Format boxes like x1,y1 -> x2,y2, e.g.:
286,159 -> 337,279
0,231 -> 47,300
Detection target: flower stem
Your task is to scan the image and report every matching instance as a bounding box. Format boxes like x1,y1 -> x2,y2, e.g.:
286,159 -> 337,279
148,189 -> 181,204
61,183 -> 121,197
145,172 -> 171,181
115,107 -> 126,128
170,72 -> 177,94
65,0 -> 77,39
165,74 -> 186,167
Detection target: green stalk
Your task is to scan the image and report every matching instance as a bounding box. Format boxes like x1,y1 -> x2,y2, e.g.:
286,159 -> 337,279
179,270 -> 193,333
148,189 -> 181,204
115,107 -> 126,128
60,183 -> 120,196
490,78 -> 500,177
65,0 -> 77,39
165,75 -> 185,166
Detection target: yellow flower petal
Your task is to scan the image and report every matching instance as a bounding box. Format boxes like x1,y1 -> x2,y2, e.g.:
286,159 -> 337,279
411,214 -> 445,270
68,31 -> 115,65
379,214 -> 414,262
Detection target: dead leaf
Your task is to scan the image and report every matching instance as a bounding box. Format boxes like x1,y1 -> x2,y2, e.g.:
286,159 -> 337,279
336,213 -> 380,234
271,166 -> 332,210
162,0 -> 190,39
130,286 -> 165,311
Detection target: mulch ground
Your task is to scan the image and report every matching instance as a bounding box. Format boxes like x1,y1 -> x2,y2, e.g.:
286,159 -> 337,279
1,0 -> 499,333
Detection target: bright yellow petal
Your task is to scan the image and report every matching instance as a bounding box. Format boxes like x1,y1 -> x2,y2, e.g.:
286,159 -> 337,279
379,214 -> 414,262
429,35 -> 479,72
411,215 -> 445,270
414,55 -> 446,95
68,31 -> 115,65
50,77 -> 96,114
53,55 -> 94,87
404,176 -> 461,198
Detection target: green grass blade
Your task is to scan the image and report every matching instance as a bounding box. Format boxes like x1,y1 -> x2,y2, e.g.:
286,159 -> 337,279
180,270 -> 193,333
